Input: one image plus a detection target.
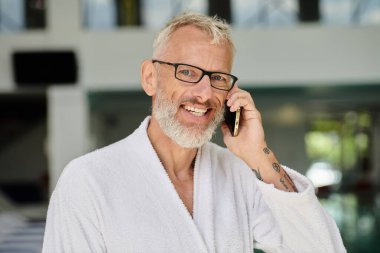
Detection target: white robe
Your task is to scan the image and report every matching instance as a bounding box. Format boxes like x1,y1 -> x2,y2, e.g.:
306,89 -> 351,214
42,117 -> 346,253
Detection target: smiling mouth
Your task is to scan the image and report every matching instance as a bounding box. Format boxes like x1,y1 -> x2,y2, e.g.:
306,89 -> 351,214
183,105 -> 209,117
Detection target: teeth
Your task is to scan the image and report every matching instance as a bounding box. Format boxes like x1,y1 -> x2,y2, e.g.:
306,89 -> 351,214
184,106 -> 207,116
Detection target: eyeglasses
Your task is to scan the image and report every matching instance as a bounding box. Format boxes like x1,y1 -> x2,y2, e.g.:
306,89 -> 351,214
152,59 -> 238,91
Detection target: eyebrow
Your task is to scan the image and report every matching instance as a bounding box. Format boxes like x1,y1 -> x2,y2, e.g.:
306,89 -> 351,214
175,61 -> 232,74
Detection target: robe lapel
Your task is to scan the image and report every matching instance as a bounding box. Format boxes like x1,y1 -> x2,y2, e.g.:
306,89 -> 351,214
134,117 -> 210,252
193,144 -> 216,253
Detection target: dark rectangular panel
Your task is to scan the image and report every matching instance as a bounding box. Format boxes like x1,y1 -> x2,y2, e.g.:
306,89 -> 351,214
12,50 -> 78,86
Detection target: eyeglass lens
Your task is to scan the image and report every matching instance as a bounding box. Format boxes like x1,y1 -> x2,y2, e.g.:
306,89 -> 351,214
175,64 -> 233,91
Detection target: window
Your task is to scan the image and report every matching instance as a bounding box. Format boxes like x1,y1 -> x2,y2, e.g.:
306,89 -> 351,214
81,0 -> 380,30
0,0 -> 46,33
83,0 -> 207,30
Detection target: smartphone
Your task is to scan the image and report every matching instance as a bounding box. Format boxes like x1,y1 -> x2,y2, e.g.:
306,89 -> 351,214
224,101 -> 241,137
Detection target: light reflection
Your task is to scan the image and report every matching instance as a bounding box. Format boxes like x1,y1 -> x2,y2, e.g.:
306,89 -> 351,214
306,161 -> 342,188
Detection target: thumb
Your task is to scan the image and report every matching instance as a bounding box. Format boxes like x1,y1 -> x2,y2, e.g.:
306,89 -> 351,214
221,122 -> 233,147
221,122 -> 230,137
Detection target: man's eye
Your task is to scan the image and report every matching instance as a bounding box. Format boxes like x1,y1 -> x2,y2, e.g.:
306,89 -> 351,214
212,75 -> 226,81
178,69 -> 193,76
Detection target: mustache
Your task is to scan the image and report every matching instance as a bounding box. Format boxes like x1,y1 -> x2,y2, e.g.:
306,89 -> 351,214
179,97 -> 218,109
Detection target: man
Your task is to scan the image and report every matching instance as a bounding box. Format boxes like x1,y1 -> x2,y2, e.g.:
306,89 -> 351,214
43,12 -> 346,252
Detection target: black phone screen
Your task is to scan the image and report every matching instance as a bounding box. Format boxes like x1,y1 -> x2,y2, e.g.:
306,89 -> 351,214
224,101 -> 241,137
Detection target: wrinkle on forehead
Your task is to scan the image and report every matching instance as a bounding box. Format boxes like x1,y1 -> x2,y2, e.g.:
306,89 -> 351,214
160,26 -> 234,73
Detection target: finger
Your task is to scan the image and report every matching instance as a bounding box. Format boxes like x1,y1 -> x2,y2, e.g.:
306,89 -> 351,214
226,87 -> 243,102
226,83 -> 239,100
226,91 -> 242,108
228,93 -> 255,112
227,89 -> 252,104
243,107 -> 262,123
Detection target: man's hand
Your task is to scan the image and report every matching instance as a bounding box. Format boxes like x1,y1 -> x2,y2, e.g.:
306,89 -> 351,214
221,87 -> 298,192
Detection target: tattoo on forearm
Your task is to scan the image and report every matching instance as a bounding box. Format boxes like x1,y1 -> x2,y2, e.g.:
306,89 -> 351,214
263,147 -> 270,155
279,177 -> 289,190
284,173 -> 298,192
284,172 -> 291,181
272,162 -> 281,173
252,168 -> 263,181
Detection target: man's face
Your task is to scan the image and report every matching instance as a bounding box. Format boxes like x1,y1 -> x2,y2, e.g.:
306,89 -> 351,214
152,25 -> 234,148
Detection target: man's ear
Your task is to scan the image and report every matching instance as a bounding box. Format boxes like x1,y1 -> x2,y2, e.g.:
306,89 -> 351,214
141,60 -> 157,96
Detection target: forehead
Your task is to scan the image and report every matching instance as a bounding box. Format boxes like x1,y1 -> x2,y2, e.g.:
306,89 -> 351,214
162,26 -> 233,71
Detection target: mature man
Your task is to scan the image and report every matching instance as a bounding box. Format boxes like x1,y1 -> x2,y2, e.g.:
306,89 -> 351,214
43,12 -> 346,252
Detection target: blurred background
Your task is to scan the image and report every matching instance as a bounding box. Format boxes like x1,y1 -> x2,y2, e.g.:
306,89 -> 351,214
0,0 -> 379,252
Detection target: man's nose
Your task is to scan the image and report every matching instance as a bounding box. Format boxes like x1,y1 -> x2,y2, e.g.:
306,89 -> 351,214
190,74 -> 213,103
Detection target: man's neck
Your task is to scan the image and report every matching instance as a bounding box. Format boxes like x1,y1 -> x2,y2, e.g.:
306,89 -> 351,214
147,117 -> 197,181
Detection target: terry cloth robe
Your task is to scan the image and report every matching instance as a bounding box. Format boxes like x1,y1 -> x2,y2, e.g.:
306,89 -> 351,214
42,116 -> 346,253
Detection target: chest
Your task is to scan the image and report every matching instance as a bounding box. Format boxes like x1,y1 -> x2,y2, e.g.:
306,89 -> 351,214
97,153 -> 255,252
172,180 -> 194,215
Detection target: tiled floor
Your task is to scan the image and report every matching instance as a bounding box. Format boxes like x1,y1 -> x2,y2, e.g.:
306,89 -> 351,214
0,213 -> 45,253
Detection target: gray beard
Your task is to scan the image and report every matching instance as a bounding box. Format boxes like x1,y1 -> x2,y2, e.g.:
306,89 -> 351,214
153,88 -> 224,148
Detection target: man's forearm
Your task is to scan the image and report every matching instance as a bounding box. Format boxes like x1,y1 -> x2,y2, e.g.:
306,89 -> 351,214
247,146 -> 298,192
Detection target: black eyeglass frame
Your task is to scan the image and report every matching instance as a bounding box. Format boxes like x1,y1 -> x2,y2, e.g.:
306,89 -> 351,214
152,59 -> 238,91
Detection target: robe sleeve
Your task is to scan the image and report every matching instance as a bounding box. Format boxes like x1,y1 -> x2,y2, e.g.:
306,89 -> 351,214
42,162 -> 106,253
251,166 -> 346,253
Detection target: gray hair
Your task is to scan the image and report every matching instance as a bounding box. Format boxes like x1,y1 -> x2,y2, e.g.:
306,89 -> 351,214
153,11 -> 235,58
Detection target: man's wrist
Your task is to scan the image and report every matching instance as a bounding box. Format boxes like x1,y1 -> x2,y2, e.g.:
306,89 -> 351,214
244,146 -> 278,181
245,146 -> 298,192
